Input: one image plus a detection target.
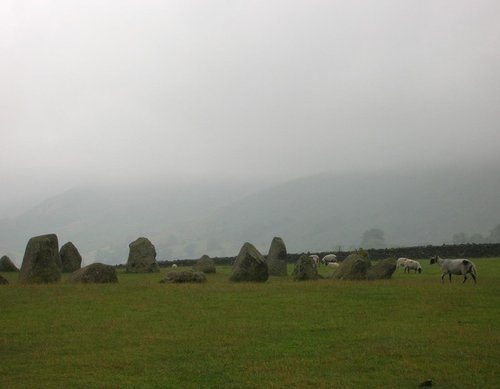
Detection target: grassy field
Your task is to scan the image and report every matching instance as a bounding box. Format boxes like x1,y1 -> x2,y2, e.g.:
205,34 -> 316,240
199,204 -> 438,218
1,258 -> 499,388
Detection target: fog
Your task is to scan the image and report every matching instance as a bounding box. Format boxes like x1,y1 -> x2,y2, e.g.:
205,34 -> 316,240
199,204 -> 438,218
1,1 -> 500,216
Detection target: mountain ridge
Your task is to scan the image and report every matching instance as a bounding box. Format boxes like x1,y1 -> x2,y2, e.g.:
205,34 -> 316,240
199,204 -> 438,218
1,166 -> 499,266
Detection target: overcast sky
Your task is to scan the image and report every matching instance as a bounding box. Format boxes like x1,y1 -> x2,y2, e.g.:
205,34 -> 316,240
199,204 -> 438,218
1,0 -> 500,213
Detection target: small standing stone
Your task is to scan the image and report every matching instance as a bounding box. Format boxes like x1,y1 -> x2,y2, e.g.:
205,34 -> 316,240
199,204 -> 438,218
330,252 -> 371,280
69,263 -> 118,283
160,271 -> 207,283
193,255 -> 216,273
367,258 -> 397,280
292,255 -> 320,281
0,255 -> 19,272
60,242 -> 82,273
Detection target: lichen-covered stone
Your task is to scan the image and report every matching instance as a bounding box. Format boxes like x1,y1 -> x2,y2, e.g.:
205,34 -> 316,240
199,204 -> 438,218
292,255 -> 320,281
266,237 -> 287,276
160,270 -> 207,283
230,242 -> 268,282
193,255 -> 216,273
126,237 -> 160,273
60,242 -> 82,273
19,234 -> 62,284
69,263 -> 118,283
330,251 -> 395,280
331,252 -> 371,280
367,258 -> 397,280
0,255 -> 19,272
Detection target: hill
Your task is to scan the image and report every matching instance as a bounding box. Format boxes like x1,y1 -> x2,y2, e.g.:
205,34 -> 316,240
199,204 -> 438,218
1,166 -> 499,265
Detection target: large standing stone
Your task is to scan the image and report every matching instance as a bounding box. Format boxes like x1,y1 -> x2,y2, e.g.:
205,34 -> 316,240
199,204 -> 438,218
18,234 -> 62,284
230,242 -> 269,282
60,242 -> 82,273
331,252 -> 371,280
126,237 -> 160,273
160,270 -> 207,283
193,254 -> 216,274
292,254 -> 320,281
69,263 -> 118,283
0,255 -> 19,272
266,237 -> 288,276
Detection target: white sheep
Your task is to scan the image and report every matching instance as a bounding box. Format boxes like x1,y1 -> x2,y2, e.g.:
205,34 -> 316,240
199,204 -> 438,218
430,255 -> 477,283
397,257 -> 410,269
403,259 -> 422,274
321,254 -> 337,266
308,255 -> 320,268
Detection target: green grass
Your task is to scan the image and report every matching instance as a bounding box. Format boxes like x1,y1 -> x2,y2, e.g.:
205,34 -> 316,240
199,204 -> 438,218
1,259 -> 500,388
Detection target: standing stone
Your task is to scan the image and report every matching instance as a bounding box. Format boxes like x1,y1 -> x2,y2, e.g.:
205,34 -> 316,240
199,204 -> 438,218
0,274 -> 9,285
292,254 -> 320,281
266,237 -> 288,276
0,255 -> 19,272
160,270 -> 207,283
19,234 -> 62,284
69,263 -> 118,283
331,252 -> 371,280
367,258 -> 397,280
193,254 -> 216,274
60,242 -> 82,273
126,237 -> 160,273
230,242 -> 269,282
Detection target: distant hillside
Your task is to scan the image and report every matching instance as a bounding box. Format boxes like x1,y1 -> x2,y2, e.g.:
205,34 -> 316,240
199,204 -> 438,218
1,167 -> 499,266
189,166 -> 500,255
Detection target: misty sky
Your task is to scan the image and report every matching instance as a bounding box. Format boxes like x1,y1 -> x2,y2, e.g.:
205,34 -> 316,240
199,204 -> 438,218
1,1 -> 500,213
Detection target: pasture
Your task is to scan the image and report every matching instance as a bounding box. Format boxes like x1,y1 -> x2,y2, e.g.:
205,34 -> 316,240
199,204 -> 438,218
1,258 -> 500,388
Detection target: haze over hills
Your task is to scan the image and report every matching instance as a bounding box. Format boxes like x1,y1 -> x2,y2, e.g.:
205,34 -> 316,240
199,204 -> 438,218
1,165 -> 499,267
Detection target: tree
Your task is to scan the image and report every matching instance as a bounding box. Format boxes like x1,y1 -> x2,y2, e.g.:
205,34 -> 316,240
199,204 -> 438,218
452,232 -> 468,244
469,233 -> 484,244
360,228 -> 386,249
488,224 -> 500,243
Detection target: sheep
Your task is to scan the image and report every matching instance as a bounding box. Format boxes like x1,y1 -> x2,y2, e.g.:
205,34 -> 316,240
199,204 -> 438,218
430,255 -> 477,283
321,254 -> 337,266
308,255 -> 320,268
403,259 -> 422,274
396,257 -> 410,270
327,262 -> 340,268
172,264 -> 178,268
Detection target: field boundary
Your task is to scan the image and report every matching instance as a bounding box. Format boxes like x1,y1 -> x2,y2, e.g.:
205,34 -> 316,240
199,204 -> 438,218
156,242 -> 500,267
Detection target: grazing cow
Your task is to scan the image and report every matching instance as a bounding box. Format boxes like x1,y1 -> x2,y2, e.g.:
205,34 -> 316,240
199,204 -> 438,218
430,255 -> 477,283
321,254 -> 337,266
403,259 -> 422,274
